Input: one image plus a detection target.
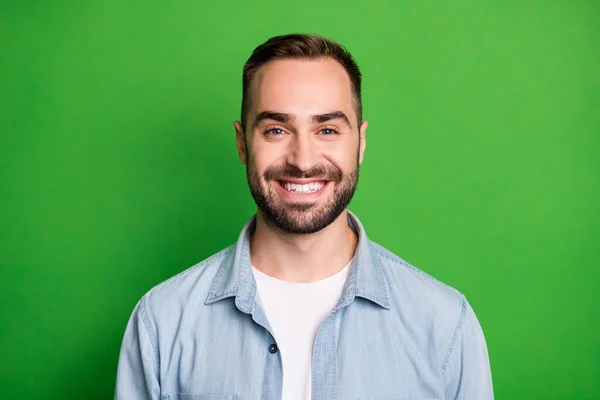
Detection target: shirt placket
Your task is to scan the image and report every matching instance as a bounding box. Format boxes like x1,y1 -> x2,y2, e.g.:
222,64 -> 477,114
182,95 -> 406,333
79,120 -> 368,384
248,298 -> 284,400
311,308 -> 339,400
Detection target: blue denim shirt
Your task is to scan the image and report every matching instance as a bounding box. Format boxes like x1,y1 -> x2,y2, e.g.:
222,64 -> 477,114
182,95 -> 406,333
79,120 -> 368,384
115,211 -> 493,399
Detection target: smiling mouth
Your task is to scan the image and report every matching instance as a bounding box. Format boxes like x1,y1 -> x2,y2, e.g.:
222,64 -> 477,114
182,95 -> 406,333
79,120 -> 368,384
277,180 -> 328,194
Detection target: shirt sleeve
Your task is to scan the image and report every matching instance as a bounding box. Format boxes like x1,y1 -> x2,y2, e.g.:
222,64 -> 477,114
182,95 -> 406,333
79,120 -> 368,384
114,296 -> 161,399
443,295 -> 494,399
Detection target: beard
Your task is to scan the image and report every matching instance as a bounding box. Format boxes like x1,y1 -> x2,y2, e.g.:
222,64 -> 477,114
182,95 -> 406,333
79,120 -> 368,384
246,158 -> 359,235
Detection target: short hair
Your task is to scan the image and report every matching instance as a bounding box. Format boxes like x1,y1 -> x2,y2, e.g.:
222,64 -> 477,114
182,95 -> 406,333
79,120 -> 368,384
241,33 -> 362,131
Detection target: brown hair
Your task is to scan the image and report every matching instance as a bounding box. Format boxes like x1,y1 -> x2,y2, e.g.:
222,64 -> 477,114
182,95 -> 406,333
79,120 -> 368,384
241,33 -> 362,131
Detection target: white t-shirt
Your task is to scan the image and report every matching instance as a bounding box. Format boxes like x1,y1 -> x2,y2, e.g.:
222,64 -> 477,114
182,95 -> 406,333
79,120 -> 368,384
252,262 -> 351,400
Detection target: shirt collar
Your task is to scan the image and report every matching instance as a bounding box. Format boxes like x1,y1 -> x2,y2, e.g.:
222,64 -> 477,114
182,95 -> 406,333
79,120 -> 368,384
205,210 -> 391,312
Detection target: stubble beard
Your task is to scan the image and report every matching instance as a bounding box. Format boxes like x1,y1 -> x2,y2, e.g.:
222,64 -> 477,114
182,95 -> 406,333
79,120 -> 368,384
246,159 -> 359,235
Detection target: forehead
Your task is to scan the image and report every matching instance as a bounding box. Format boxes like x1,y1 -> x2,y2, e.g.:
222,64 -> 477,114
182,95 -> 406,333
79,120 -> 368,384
251,58 -> 355,120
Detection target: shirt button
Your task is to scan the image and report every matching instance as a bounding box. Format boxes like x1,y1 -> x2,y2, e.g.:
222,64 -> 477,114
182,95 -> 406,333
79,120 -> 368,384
269,343 -> 278,354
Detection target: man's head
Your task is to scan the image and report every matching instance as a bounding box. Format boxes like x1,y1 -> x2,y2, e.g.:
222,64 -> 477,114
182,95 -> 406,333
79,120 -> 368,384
234,34 -> 368,235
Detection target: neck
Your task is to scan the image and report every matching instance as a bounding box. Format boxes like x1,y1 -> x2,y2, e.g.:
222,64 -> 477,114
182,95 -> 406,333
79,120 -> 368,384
249,209 -> 358,283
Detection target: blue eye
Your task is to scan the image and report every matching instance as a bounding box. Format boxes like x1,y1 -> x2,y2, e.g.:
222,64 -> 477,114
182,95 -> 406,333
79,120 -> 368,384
266,128 -> 285,136
320,128 -> 338,135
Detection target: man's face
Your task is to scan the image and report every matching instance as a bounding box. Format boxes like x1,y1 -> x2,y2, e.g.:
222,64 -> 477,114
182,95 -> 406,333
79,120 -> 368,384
235,58 -> 367,235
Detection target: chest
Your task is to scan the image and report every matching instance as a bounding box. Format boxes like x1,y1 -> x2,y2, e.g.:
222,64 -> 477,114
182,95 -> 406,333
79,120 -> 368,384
158,300 -> 443,400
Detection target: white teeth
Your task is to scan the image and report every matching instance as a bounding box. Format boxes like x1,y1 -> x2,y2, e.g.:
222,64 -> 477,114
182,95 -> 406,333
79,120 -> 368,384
283,181 -> 325,193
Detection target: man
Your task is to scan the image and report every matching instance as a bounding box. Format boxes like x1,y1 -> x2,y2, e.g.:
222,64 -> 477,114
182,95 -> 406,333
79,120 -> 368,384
115,33 -> 494,399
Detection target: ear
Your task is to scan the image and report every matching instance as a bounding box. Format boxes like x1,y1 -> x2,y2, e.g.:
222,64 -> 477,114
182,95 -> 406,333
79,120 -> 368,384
358,120 -> 368,165
234,121 -> 247,165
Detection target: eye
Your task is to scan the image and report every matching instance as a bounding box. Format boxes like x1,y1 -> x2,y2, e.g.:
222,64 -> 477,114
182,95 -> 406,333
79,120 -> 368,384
319,127 -> 339,136
265,127 -> 285,136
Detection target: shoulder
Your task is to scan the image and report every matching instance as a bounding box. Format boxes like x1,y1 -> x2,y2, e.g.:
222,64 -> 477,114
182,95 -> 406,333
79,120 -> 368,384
138,246 -> 233,322
372,241 -> 465,306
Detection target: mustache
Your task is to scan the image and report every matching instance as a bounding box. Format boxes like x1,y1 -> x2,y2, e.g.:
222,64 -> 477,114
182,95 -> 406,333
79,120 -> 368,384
263,164 -> 343,183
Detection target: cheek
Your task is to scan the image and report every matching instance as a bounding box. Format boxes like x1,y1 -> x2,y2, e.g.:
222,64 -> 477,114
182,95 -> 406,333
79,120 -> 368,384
323,142 -> 359,171
249,136 -> 286,162
249,143 -> 275,170
248,152 -> 282,186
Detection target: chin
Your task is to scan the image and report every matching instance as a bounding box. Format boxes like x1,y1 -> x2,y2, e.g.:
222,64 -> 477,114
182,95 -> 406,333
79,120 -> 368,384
264,204 -> 342,235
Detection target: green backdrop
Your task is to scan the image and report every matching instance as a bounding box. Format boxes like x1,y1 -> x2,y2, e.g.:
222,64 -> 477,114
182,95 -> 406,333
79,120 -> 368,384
1,1 -> 598,399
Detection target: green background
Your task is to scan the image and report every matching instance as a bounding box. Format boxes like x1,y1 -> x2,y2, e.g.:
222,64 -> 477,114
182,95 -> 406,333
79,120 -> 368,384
1,1 -> 598,399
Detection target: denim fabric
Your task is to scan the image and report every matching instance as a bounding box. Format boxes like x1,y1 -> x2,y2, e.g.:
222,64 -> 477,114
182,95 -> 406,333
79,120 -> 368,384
115,211 -> 494,399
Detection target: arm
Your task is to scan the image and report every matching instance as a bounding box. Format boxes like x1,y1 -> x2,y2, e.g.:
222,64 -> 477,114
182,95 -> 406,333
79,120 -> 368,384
443,295 -> 494,399
114,296 -> 160,399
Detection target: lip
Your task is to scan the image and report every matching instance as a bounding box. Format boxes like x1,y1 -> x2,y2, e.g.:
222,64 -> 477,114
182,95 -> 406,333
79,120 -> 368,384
274,180 -> 331,200
276,179 -> 328,184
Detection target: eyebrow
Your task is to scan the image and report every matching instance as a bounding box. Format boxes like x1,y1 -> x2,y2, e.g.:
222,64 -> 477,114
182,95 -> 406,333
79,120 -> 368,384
253,110 -> 352,129
253,111 -> 293,129
312,111 -> 352,129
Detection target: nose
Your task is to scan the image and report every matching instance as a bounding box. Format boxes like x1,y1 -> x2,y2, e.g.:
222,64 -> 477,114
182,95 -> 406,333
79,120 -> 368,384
286,133 -> 318,172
